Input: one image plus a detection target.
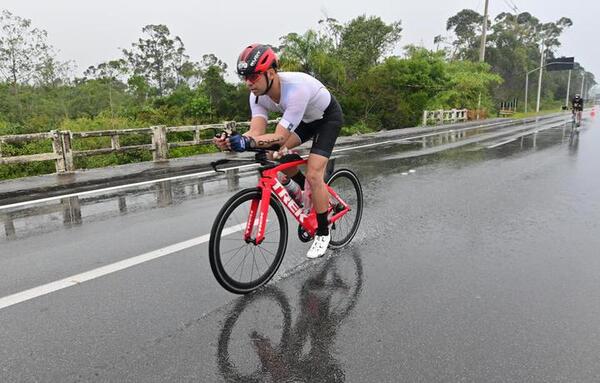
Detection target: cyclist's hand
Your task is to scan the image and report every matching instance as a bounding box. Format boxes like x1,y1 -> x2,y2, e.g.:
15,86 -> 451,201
213,132 -> 230,151
272,147 -> 291,160
229,133 -> 252,152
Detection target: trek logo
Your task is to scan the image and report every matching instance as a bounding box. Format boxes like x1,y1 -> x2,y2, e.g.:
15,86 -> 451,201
272,179 -> 307,223
237,62 -> 248,71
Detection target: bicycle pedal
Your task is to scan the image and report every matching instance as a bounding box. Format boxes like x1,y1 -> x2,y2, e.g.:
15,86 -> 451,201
297,225 -> 313,243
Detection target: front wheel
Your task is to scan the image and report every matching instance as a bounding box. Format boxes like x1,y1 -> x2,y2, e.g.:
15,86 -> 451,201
209,188 -> 288,294
326,169 -> 363,248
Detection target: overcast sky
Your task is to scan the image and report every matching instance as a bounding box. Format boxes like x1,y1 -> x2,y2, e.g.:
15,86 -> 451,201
1,0 -> 597,83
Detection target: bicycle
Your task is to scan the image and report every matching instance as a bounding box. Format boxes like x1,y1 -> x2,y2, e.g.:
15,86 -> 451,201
569,108 -> 581,140
209,144 -> 363,294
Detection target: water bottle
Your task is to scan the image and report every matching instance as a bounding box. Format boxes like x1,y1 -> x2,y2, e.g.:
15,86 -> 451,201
278,173 -> 303,206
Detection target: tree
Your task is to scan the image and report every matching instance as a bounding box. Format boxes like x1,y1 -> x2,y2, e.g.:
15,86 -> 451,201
446,9 -> 576,107
197,53 -> 238,120
0,10 -> 62,91
278,30 -> 346,90
123,24 -> 194,96
430,59 -> 502,110
279,30 -> 329,75
35,54 -> 73,87
446,9 -> 486,60
343,47 -> 446,129
83,59 -> 129,121
487,12 -> 572,103
337,15 -> 402,79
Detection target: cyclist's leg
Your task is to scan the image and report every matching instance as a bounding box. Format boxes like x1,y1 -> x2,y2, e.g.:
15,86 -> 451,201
309,101 -> 342,215
306,154 -> 330,214
305,97 -> 343,258
305,153 -> 333,258
308,98 -> 343,209
279,132 -> 303,179
280,122 -> 316,187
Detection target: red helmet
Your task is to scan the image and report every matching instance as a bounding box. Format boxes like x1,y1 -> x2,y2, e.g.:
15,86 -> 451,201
236,44 -> 278,76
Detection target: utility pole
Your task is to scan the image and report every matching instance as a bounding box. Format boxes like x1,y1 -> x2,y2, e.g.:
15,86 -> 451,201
525,71 -> 529,113
476,0 -> 490,119
535,41 -> 545,113
479,0 -> 490,62
580,72 -> 586,98
565,70 -> 572,107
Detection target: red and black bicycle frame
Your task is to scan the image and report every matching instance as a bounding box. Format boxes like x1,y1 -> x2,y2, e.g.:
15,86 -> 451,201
243,159 -> 351,245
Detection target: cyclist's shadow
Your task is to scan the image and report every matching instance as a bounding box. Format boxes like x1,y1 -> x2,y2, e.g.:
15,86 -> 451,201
217,249 -> 364,383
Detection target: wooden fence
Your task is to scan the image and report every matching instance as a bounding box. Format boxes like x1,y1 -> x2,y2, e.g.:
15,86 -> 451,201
422,109 -> 468,126
0,120 -> 277,173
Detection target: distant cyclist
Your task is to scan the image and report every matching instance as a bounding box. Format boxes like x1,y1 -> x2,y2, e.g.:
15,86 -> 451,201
213,43 -> 344,258
571,93 -> 584,127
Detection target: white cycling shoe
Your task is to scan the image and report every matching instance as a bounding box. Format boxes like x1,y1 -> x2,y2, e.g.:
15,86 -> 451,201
306,233 -> 331,259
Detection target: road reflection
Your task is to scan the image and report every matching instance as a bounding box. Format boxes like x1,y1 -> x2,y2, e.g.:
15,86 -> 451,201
217,249 -> 363,382
0,171 -> 239,240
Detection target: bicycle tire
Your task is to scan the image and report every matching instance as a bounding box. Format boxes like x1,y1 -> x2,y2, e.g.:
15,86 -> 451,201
217,286 -> 292,382
326,169 -> 363,248
209,188 -> 288,294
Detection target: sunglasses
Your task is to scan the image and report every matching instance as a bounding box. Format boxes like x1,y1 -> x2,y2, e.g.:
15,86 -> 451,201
240,72 -> 263,84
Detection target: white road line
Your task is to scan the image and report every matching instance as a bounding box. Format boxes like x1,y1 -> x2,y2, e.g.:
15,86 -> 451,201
486,121 -> 568,149
0,120 -> 516,211
0,223 -> 246,310
487,139 -> 516,149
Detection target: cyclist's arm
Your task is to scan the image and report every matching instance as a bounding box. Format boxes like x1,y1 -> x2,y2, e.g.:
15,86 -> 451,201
245,96 -> 270,138
214,100 -> 269,150
244,116 -> 268,138
250,125 -> 291,149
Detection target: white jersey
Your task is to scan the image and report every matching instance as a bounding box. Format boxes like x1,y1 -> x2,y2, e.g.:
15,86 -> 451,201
250,72 -> 331,132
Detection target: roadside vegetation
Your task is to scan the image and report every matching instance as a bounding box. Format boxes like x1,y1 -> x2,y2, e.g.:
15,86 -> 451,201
0,9 -> 595,179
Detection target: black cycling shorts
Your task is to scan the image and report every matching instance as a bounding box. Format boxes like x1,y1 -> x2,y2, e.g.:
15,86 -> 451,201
293,95 -> 343,158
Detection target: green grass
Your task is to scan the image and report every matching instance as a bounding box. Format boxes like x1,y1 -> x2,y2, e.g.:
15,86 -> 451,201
510,107 -> 565,119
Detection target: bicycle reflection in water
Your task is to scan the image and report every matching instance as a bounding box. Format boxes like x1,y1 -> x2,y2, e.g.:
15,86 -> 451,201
217,249 -> 363,383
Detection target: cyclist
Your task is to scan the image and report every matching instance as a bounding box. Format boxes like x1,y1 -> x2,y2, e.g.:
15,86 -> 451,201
571,93 -> 584,127
213,43 -> 344,259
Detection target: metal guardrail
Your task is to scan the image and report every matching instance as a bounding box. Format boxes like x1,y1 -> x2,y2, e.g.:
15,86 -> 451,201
422,109 -> 468,126
0,120 -> 278,173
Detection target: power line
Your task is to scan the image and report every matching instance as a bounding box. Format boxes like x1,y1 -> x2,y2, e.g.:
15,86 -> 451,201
502,0 -> 519,13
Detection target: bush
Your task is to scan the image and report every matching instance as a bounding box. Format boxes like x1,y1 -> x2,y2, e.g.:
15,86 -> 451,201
169,145 -> 218,158
59,114 -> 143,132
341,121 -> 374,136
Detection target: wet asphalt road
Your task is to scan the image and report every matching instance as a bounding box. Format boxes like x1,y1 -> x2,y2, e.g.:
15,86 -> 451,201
1,115 -> 600,382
